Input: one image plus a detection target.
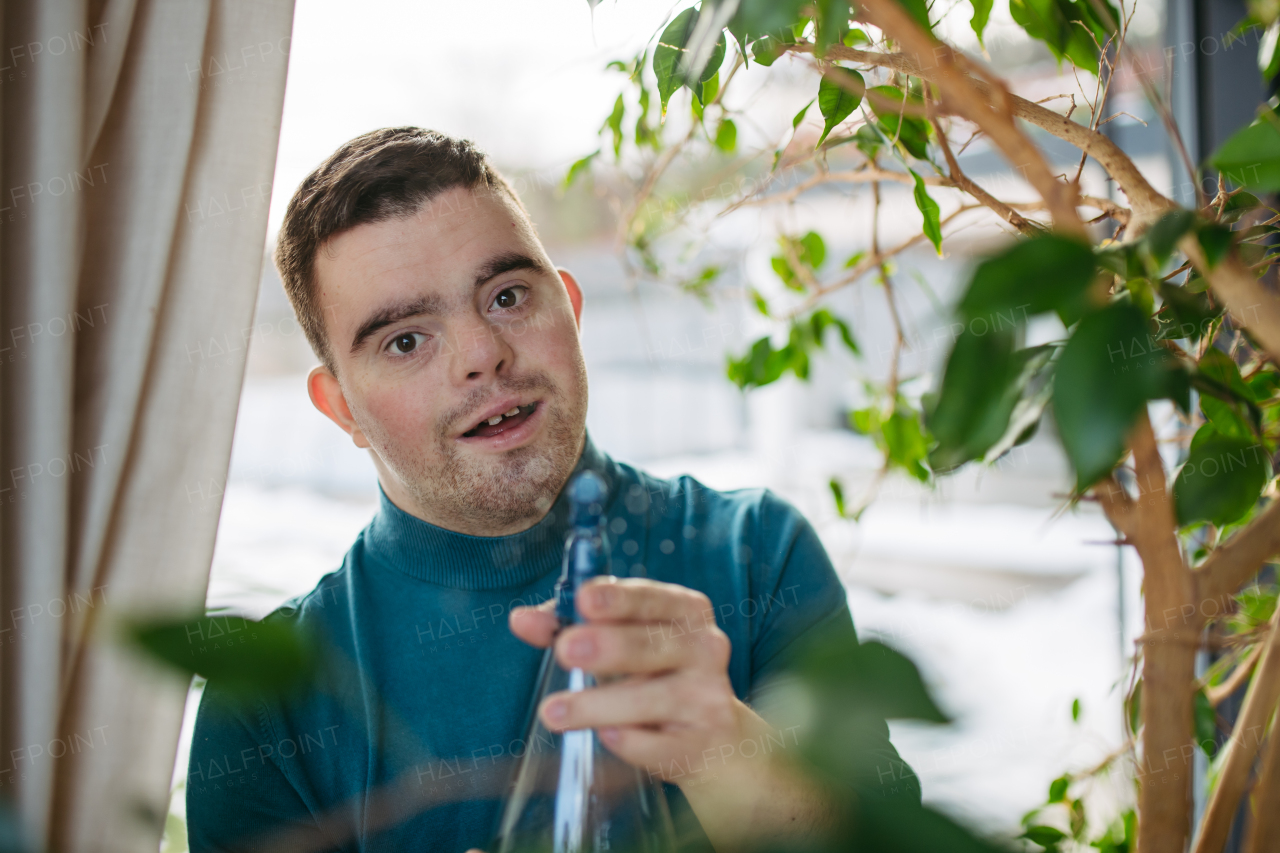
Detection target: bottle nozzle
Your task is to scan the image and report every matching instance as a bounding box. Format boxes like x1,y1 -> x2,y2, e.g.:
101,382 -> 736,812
567,471 -> 606,527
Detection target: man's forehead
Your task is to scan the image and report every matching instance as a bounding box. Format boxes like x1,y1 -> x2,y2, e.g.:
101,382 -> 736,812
316,188 -> 542,308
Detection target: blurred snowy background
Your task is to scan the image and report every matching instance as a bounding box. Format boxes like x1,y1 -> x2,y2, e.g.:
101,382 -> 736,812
165,0 -> 1188,844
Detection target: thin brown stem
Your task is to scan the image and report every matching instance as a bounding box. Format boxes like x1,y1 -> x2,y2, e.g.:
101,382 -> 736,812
931,115 -> 1040,237
1192,604 -> 1280,853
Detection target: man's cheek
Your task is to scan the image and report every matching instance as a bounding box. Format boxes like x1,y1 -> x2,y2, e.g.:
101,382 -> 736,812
361,391 -> 439,448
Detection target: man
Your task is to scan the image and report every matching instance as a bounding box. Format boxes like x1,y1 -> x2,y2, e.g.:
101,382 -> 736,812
187,127 -> 916,852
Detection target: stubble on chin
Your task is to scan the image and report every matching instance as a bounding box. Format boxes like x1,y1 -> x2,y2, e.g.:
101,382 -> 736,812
367,367 -> 588,533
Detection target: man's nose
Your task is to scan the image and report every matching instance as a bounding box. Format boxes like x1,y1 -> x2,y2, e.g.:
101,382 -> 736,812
450,314 -> 514,383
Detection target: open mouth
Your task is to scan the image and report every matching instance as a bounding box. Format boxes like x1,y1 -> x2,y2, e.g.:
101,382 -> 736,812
461,402 -> 539,439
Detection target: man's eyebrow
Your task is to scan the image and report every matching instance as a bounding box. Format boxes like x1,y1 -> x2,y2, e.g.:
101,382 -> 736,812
347,253 -> 551,355
473,252 -> 552,289
349,294 -> 444,355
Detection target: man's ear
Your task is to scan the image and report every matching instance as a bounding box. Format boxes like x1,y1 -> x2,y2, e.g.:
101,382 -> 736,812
307,365 -> 371,449
558,268 -> 583,328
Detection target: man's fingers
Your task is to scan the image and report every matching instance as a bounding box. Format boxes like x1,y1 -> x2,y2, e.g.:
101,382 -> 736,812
539,674 -> 685,730
576,576 -> 715,626
509,600 -> 558,648
554,621 -> 731,676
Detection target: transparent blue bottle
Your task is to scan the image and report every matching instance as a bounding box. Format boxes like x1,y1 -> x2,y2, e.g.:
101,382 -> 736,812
490,471 -> 677,853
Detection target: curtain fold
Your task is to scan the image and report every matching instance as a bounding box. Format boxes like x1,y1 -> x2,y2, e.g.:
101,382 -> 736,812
0,1 -> 295,849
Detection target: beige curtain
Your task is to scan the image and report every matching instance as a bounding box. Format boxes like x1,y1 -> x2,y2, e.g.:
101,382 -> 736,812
0,0 -> 295,849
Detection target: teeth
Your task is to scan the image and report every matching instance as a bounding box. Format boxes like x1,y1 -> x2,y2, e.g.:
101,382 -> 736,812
487,415 -> 503,425
505,407 -> 521,417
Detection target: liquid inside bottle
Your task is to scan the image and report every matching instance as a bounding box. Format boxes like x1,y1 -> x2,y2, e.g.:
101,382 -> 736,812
490,471 -> 677,853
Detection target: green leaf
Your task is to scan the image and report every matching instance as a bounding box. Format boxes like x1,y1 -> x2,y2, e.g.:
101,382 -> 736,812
562,150 -> 599,191
751,289 -> 770,315
771,232 -> 825,290
792,97 -> 815,130
810,307 -> 859,354
817,68 -> 864,146
815,0 -> 854,53
771,255 -> 801,290
1071,697 -> 1081,721
799,230 -> 826,267
1174,430 -> 1272,526
884,406 -> 931,481
983,363 -> 1054,463
845,249 -> 868,268
1049,774 -> 1070,803
1197,223 -> 1234,267
748,30 -> 791,66
1262,21 -> 1280,79
1053,300 -> 1171,488
1199,346 -> 1255,401
1194,688 -> 1218,757
727,337 -> 787,389
910,170 -> 943,255
868,86 -> 931,159
698,33 -> 726,86
795,636 -> 950,723
635,82 -> 658,149
1127,679 -> 1142,736
1023,825 -> 1068,848
927,332 -> 1052,472
602,94 -> 625,158
1220,191 -> 1261,223
696,70 -> 719,109
970,0 -> 994,45
1248,367 -> 1280,401
1157,281 -> 1223,342
850,406 -> 880,435
895,0 -> 933,31
1010,0 -> 1117,69
730,0 -> 809,43
1144,209 -> 1196,266
829,477 -> 847,516
959,234 -> 1096,326
714,117 -> 738,152
854,123 -> 885,160
1200,397 -> 1253,440
128,614 -> 318,698
1210,113 -> 1280,193
855,801 -> 1016,853
654,8 -> 697,116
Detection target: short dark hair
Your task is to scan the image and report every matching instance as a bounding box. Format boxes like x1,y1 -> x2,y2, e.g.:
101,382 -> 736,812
274,127 -> 525,373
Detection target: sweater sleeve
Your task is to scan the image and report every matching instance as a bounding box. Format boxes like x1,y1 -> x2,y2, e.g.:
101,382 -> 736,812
745,492 -> 922,806
186,683 -> 333,853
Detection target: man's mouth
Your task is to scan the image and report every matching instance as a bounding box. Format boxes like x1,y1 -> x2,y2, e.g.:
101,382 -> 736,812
461,402 -> 539,439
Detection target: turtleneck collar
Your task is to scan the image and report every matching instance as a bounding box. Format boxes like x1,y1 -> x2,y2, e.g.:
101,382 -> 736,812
362,431 -> 621,590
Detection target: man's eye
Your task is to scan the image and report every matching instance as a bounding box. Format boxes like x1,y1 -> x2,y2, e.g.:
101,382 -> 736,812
491,286 -> 527,310
388,332 -> 426,355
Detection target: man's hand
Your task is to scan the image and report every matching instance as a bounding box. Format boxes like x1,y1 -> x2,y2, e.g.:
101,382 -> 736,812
509,577 -> 837,851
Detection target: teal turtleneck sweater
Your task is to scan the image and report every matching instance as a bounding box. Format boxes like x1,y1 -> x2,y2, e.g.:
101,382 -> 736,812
187,433 -> 916,852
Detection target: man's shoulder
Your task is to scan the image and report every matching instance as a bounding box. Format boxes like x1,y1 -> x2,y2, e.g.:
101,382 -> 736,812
258,534 -> 365,633
616,458 -> 798,525
615,461 -> 812,541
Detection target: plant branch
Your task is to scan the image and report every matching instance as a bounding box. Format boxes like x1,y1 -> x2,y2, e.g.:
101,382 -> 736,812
1181,241 -> 1280,364
1205,641 -> 1264,707
786,204 -> 981,316
1192,603 -> 1280,853
1096,413 -> 1197,853
786,42 -> 1170,221
1242,705 -> 1280,853
852,0 -> 1086,237
1194,498 -> 1280,615
931,115 -> 1040,237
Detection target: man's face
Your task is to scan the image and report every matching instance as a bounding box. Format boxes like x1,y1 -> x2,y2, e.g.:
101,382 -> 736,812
310,185 -> 589,535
